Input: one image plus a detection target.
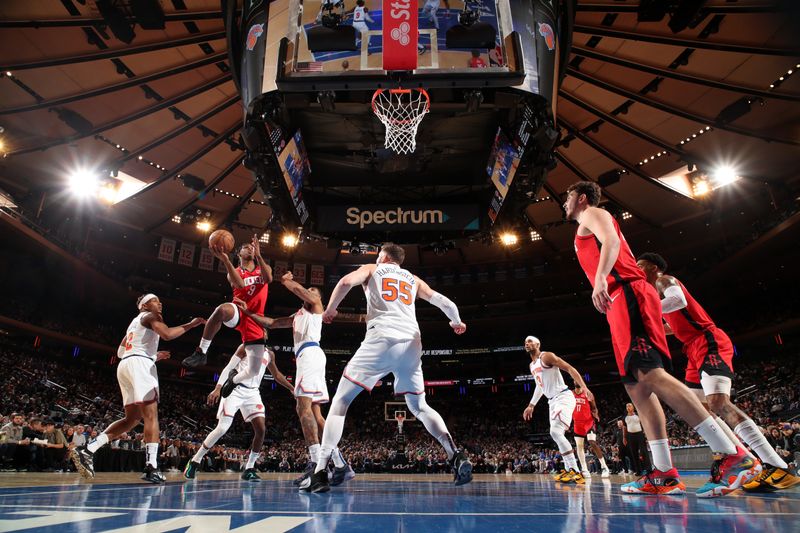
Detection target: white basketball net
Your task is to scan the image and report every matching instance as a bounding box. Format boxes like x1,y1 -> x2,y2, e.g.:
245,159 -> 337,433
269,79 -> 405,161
372,88 -> 430,154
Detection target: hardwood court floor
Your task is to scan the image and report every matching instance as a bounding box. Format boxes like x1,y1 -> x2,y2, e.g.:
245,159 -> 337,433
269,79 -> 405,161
0,472 -> 797,532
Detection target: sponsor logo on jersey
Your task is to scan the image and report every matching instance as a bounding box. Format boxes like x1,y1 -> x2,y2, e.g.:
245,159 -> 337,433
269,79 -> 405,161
537,22 -> 555,51
246,23 -> 264,51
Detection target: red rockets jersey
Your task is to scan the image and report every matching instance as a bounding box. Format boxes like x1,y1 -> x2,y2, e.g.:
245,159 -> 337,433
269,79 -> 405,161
573,391 -> 594,424
574,217 -> 646,295
232,266 -> 268,315
663,280 -> 717,343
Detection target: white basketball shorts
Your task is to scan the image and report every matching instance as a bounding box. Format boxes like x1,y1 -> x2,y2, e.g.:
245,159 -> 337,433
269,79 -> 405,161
217,387 -> 265,422
343,329 -> 424,395
295,345 -> 329,404
549,390 -> 577,432
117,355 -> 159,406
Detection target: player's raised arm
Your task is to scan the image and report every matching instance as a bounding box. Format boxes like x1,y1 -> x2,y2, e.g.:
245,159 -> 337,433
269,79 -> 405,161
580,207 -> 620,314
281,272 -> 323,313
415,277 -> 466,334
541,352 -> 592,401
142,313 -> 205,341
323,264 -> 375,322
212,245 -> 246,289
252,234 -> 273,283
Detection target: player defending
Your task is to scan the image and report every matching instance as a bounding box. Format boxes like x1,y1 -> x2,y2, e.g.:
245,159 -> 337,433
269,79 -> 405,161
184,341 -> 293,482
71,294 -> 205,483
522,336 -> 590,485
565,180 -> 759,497
236,272 -> 354,488
182,236 -> 273,396
572,384 -> 611,478
637,252 -> 799,492
304,243 -> 472,492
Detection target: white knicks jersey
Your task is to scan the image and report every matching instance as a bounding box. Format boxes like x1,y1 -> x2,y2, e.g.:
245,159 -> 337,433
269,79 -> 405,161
234,351 -> 271,389
530,356 -> 568,400
363,264 -> 420,340
122,312 -> 160,361
293,307 -> 323,350
353,5 -> 366,21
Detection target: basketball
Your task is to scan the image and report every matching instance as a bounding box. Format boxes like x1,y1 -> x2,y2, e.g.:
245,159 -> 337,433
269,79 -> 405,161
208,229 -> 235,253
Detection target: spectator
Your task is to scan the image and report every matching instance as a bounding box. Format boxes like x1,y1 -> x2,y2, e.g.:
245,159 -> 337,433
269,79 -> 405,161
624,404 -> 651,475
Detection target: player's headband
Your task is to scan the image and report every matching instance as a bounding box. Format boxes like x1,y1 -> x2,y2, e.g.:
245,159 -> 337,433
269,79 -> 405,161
525,336 -> 540,345
139,293 -> 158,308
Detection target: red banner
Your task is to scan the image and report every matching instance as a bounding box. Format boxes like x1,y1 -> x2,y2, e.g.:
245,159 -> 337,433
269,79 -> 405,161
383,0 -> 418,71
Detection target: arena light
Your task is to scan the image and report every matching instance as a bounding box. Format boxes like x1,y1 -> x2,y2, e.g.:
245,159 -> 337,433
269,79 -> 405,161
529,230 -> 542,242
196,220 -> 211,232
171,215 -> 182,224
97,182 -> 120,205
499,232 -> 518,246
281,233 -> 298,248
259,231 -> 270,244
692,178 -> 710,197
622,211 -> 632,220
710,165 -> 739,187
67,168 -> 100,197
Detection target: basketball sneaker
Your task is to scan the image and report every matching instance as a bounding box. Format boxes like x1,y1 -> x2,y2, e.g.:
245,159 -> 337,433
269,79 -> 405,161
451,450 -> 473,486
763,464 -> 800,490
696,447 -> 761,498
553,469 -> 570,482
568,469 -> 586,485
70,446 -> 95,479
182,348 -> 207,368
302,470 -> 331,493
183,461 -> 200,480
293,461 -> 316,486
621,468 -> 686,495
581,469 -> 591,478
142,464 -> 166,484
330,463 -> 356,486
220,369 -> 239,398
241,468 -> 261,482
601,467 -> 610,479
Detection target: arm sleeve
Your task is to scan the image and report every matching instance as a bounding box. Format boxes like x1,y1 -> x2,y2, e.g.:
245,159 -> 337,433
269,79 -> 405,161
661,284 -> 688,314
217,355 -> 240,386
428,291 -> 462,325
530,384 -> 543,406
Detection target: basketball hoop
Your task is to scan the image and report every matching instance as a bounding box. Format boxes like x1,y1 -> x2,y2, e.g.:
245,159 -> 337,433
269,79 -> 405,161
395,410 -> 407,434
372,88 -> 430,154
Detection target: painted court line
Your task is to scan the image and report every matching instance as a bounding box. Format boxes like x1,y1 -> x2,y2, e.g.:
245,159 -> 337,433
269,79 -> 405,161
0,504 -> 796,517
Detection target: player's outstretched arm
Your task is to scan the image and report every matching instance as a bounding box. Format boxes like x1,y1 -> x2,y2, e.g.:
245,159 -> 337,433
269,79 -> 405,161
212,245 -> 246,289
252,234 -> 273,283
267,357 -> 294,393
581,207 -> 621,314
415,277 -> 466,334
541,352 -> 592,400
324,264 -> 375,322
143,314 -> 205,341
281,272 -> 323,313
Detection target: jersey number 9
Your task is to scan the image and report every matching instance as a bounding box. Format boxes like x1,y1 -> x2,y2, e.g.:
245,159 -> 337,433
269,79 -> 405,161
381,278 -> 412,305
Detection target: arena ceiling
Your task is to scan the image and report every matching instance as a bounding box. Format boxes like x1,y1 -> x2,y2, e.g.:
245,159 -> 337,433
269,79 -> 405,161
0,0 -> 798,269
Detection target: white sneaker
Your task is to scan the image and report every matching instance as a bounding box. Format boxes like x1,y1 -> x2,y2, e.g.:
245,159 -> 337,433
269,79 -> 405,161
601,468 -> 610,478
581,470 -> 590,477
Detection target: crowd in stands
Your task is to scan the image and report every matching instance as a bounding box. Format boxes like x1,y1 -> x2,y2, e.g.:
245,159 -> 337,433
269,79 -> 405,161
1,334 -> 798,477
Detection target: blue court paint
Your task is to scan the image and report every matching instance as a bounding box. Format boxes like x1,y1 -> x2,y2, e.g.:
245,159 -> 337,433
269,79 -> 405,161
0,476 -> 797,532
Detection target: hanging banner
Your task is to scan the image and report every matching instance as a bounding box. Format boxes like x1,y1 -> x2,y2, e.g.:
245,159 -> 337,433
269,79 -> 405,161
198,248 -> 214,271
158,238 -> 176,262
293,263 -> 307,283
178,243 -> 196,267
382,0 -> 418,71
274,260 -> 289,279
310,265 -> 325,286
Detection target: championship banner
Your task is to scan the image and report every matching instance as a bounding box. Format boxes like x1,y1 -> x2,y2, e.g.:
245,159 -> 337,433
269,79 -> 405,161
310,264 -> 325,286
317,204 -> 480,232
178,243 -> 196,267
293,263 -> 307,283
274,260 -> 289,279
157,238 -> 176,262
198,248 -> 214,271
382,0 -> 418,71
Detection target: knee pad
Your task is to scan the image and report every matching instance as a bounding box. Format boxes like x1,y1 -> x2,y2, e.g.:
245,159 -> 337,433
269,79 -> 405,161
216,416 -> 234,433
404,394 -> 427,419
550,426 -> 571,454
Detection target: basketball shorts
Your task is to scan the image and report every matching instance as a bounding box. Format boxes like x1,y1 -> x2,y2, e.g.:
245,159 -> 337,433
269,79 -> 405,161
224,302 -> 266,344
217,387 -> 265,422
295,345 -> 329,404
574,419 -> 597,440
344,329 -> 424,395
353,21 -> 369,35
117,355 -> 159,406
684,326 -> 735,389
549,390 -> 576,432
607,279 -> 672,383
